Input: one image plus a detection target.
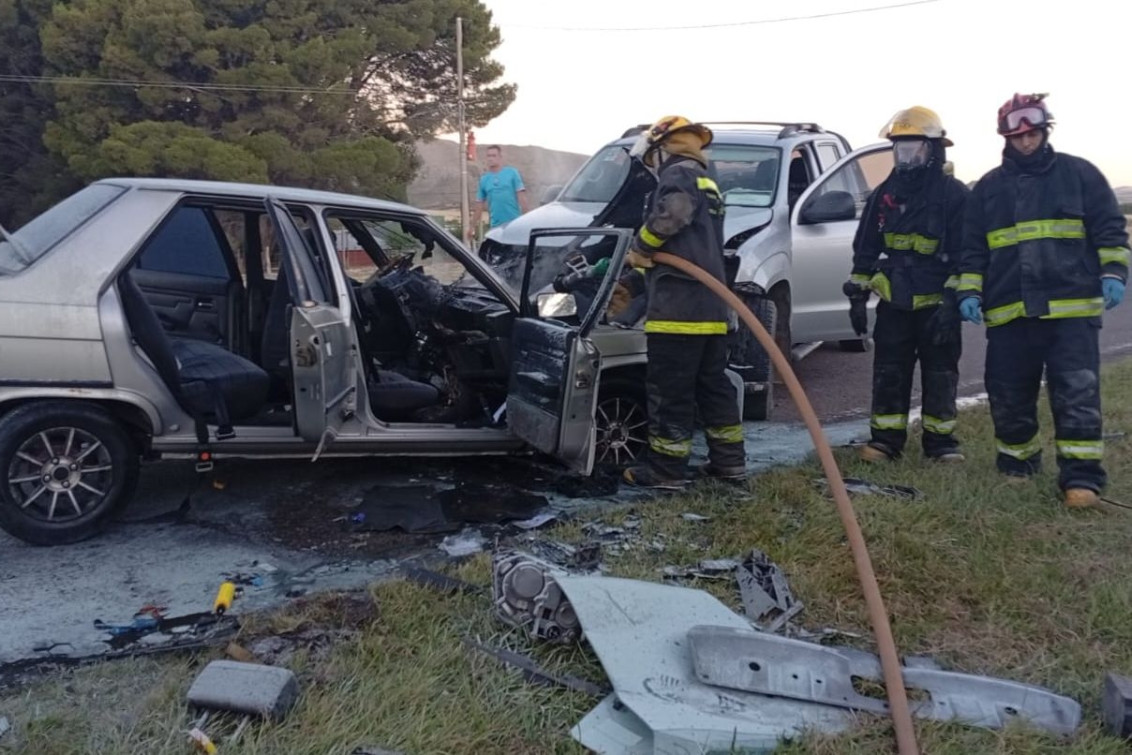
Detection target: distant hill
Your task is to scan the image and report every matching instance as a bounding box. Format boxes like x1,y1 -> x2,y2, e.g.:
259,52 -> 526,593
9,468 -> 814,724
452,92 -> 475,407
408,139 -> 588,211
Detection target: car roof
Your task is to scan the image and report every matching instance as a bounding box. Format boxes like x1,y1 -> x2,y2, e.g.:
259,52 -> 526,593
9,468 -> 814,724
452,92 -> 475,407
95,177 -> 427,216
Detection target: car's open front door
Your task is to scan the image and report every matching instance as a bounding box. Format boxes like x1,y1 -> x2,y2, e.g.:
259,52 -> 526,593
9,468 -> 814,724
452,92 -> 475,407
506,228 -> 633,474
264,198 -> 356,457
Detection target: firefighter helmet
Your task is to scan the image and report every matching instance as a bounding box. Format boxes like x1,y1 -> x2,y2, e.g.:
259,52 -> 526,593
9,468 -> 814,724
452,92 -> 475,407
997,93 -> 1054,136
879,106 -> 953,146
630,116 -> 713,165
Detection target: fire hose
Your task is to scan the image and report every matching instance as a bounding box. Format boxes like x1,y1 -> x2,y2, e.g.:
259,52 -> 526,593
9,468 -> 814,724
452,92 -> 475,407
651,251 -> 919,755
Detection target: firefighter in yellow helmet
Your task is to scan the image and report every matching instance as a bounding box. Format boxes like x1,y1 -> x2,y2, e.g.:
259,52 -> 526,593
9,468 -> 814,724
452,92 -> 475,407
847,106 -> 970,463
621,116 -> 746,489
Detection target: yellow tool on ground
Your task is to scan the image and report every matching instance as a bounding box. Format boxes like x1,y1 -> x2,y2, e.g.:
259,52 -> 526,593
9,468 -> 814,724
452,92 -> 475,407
213,581 -> 236,615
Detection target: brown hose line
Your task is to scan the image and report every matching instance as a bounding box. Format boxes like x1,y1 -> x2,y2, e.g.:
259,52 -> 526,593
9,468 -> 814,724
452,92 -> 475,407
651,251 -> 919,755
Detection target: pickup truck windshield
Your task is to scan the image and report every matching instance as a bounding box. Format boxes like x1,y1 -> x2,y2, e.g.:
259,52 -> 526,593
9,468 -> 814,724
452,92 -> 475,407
559,143 -> 781,208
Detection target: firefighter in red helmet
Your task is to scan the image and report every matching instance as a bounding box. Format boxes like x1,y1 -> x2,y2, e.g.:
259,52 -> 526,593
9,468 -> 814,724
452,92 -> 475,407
957,93 -> 1131,508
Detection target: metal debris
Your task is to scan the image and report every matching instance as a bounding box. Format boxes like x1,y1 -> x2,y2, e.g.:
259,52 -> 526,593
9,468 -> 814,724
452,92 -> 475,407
529,539 -> 603,571
558,577 -> 850,754
491,552 -> 581,643
0,716 -> 9,740
687,626 -> 1081,736
463,638 -> 609,697
1103,673 -> 1132,738
813,476 -> 923,500
438,528 -> 487,558
737,548 -> 803,631
681,513 -> 711,523
403,567 -> 482,595
512,511 -> 559,530
661,557 -> 740,581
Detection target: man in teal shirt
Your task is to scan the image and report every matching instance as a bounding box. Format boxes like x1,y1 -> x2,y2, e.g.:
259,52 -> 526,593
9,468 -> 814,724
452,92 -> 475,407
472,145 -> 528,240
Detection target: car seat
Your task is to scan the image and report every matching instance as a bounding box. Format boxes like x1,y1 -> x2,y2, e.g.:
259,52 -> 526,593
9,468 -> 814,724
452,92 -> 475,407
117,270 -> 269,439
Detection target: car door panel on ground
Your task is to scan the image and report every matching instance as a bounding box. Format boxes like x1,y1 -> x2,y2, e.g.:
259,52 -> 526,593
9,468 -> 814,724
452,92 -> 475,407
134,205 -> 242,349
790,143 -> 893,342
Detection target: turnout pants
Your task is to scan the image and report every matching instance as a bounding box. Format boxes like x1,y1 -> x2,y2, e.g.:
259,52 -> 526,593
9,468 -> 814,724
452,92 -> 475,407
869,301 -> 961,457
985,317 -> 1105,492
645,333 -> 744,479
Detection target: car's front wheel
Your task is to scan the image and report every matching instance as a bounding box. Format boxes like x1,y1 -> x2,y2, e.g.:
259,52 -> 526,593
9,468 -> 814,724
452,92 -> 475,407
594,380 -> 649,468
0,402 -> 139,546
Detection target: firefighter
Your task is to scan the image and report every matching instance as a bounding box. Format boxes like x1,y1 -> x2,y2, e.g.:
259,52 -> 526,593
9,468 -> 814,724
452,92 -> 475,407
846,106 -> 970,463
957,93 -> 1130,507
621,115 -> 746,489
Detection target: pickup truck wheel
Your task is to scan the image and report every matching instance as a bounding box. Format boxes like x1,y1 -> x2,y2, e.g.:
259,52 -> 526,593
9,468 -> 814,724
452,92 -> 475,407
594,380 -> 649,468
0,402 -> 139,546
729,297 -> 777,421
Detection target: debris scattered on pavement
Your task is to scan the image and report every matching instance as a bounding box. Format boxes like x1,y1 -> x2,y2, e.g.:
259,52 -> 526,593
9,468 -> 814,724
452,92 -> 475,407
687,625 -> 1081,735
438,482 -> 548,524
492,551 -> 581,643
814,476 -> 923,500
439,528 -> 487,557
348,485 -> 460,534
1103,672 -> 1132,738
529,539 -> 603,571
463,637 -> 609,697
737,548 -> 803,631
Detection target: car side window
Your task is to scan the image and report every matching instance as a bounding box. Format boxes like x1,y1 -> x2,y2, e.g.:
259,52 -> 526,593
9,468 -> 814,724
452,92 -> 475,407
800,148 -> 894,221
817,142 -> 843,171
137,206 -> 231,279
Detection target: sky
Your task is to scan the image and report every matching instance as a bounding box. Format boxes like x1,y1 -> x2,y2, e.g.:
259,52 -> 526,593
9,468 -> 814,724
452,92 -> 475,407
455,0 -> 1132,188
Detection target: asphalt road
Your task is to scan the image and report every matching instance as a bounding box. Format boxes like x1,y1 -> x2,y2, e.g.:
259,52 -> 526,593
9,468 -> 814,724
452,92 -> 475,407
775,303 -> 1132,424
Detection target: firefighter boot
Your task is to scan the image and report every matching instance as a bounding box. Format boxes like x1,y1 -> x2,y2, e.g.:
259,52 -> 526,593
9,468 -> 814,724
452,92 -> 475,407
622,465 -> 687,491
859,442 -> 896,463
1064,488 -> 1100,509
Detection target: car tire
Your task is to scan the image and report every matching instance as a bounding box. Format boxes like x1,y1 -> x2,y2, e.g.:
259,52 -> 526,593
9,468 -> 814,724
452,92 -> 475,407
0,402 -> 139,546
594,379 -> 649,469
730,296 -> 778,421
839,338 -> 873,353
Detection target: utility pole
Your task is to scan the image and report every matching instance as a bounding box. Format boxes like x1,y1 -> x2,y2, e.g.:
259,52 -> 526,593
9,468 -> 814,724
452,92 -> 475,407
456,16 -> 469,245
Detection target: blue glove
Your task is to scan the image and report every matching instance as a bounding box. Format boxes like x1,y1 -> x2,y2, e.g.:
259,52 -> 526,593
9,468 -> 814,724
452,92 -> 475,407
1103,278 -> 1125,310
958,297 -> 983,325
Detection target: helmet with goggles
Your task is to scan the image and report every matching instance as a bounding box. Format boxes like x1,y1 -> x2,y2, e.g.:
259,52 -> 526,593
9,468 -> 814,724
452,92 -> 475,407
997,93 -> 1054,137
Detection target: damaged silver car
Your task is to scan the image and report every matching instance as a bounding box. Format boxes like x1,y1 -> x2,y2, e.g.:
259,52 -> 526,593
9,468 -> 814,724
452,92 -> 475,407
0,179 -> 683,545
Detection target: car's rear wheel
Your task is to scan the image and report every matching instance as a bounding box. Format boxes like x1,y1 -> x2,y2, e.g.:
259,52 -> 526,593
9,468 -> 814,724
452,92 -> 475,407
594,380 -> 649,468
0,402 -> 139,546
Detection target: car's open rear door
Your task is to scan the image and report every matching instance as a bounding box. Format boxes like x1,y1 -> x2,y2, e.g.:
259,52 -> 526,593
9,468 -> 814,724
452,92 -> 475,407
506,228 -> 632,474
264,198 -> 356,458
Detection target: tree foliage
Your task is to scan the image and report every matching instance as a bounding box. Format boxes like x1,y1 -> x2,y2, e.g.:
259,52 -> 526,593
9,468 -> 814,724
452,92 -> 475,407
0,0 -> 513,226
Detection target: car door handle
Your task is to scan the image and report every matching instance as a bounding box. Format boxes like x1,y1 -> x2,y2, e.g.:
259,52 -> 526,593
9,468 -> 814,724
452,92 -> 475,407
195,298 -> 215,311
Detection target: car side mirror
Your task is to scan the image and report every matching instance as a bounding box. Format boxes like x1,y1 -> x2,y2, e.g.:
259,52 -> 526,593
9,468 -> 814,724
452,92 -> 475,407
537,292 -> 578,319
799,190 -> 856,224
540,185 -> 563,205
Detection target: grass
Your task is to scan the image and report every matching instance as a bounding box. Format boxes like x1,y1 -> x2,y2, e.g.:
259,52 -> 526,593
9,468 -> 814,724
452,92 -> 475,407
5,362 -> 1132,754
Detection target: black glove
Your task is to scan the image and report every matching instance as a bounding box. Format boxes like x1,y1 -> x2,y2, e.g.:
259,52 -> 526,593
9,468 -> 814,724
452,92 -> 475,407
843,280 -> 870,337
927,289 -> 960,346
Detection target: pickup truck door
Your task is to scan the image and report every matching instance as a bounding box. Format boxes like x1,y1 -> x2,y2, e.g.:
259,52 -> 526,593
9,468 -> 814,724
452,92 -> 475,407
506,228 -> 632,474
264,198 -> 356,457
790,143 -> 894,343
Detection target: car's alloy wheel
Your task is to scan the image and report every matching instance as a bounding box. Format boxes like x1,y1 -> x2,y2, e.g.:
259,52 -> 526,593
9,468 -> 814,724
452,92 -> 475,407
8,426 -> 115,523
0,402 -> 139,546
595,392 -> 648,467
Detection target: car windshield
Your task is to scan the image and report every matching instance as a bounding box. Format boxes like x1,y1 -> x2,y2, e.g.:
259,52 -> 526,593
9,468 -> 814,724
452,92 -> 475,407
559,142 -> 781,209
0,184 -> 126,276
710,145 -> 781,209
559,145 -> 632,203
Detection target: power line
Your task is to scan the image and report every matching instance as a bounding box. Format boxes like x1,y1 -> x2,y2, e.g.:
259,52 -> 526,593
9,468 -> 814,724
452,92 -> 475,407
503,0 -> 941,32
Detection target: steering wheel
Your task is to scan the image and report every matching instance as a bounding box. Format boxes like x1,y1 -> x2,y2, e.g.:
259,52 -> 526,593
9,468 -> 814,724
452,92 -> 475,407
362,254 -> 414,286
